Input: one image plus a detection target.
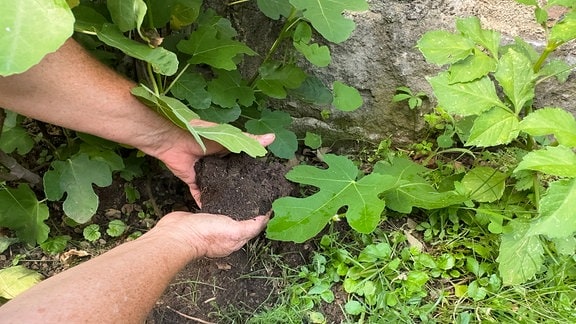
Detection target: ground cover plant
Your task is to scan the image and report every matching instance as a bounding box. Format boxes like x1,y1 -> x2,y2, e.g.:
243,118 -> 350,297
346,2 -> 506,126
1,0 -> 576,323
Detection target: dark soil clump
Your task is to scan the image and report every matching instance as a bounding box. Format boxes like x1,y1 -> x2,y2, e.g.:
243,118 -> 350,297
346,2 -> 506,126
195,153 -> 297,220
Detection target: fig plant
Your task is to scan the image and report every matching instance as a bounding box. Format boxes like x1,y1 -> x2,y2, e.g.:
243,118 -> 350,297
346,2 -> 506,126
0,0 -> 366,247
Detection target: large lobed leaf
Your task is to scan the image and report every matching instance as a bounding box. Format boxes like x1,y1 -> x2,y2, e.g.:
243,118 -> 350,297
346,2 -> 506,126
0,0 -> 74,76
0,184 -> 50,245
178,11 -> 256,70
43,154 -> 113,224
267,154 -> 396,242
289,0 -> 369,44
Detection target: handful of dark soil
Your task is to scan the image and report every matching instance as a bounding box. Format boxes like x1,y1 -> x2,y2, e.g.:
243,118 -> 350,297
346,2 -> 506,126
194,153 -> 296,220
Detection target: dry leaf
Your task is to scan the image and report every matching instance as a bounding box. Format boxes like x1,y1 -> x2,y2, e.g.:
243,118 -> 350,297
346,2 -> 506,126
216,262 -> 232,270
60,249 -> 90,264
404,230 -> 425,252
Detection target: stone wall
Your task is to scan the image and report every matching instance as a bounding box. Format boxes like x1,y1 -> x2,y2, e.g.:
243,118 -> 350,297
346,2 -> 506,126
222,0 -> 576,147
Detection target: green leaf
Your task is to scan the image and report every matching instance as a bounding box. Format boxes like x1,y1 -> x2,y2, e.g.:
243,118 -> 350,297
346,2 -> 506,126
0,266 -> 42,299
461,167 -> 507,202
528,179 -> 576,239
466,107 -> 520,147
494,49 -> 535,113
515,145 -> 576,177
257,0 -> 292,20
40,235 -> 70,254
344,300 -> 364,315
170,0 -> 202,30
83,224 -> 101,242
72,5 -> 109,33
0,124 -> 34,155
293,22 -> 331,67
177,12 -> 256,70
267,154 -> 396,242
417,31 -> 476,65
455,16 -> 500,58
194,124 -> 267,157
428,73 -> 506,116
448,50 -> 497,83
539,59 -> 572,83
0,0 -> 74,76
552,236 -> 576,255
106,0 -> 147,33
519,108 -> 576,147
256,62 -> 307,99
289,0 -> 369,43
288,76 -> 333,105
0,184 -> 50,245
43,153 -> 112,223
196,106 -> 241,124
131,85 -> 205,151
97,24 -> 178,76
170,71 -> 212,110
373,157 -> 465,213
333,81 -> 363,111
245,109 -> 297,159
550,11 -> 576,45
304,132 -> 322,149
498,220 -> 544,285
207,70 -> 255,108
107,220 -> 127,237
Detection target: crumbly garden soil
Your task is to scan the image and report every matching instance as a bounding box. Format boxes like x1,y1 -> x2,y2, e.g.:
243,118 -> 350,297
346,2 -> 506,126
195,153 -> 297,220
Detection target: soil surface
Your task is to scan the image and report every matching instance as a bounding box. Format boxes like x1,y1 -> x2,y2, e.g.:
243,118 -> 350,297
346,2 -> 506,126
195,153 -> 297,220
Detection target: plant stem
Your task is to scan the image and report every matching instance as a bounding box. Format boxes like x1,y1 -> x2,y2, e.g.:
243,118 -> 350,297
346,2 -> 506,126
248,9 -> 300,87
163,63 -> 191,95
146,63 -> 160,95
533,42 -> 558,73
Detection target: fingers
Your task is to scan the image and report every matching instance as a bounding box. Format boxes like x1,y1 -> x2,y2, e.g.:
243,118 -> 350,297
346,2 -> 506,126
253,133 -> 275,147
237,213 -> 271,239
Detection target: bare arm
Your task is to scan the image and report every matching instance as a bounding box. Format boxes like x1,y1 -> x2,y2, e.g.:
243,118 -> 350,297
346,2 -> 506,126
0,39 -> 274,202
0,212 -> 269,323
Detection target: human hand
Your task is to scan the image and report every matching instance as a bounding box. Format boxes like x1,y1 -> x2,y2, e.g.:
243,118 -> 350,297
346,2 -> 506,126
151,211 -> 270,258
149,120 -> 275,206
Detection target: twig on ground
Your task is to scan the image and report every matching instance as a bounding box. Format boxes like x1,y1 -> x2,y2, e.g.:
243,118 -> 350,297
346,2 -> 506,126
166,306 -> 216,324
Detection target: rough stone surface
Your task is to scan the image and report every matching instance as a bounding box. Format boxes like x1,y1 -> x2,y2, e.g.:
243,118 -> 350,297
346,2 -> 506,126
217,0 -> 576,146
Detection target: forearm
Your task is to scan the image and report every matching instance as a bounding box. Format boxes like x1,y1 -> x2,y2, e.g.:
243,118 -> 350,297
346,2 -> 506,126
0,39 -> 187,157
0,227 -> 198,323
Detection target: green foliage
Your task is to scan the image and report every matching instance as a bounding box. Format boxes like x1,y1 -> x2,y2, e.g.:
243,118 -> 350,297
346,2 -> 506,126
416,3 -> 576,286
392,86 -> 426,110
43,153 -> 113,224
83,224 -> 101,242
268,154 -> 397,242
0,0 -> 74,76
0,266 -> 42,299
106,220 -> 127,237
0,184 -> 50,246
